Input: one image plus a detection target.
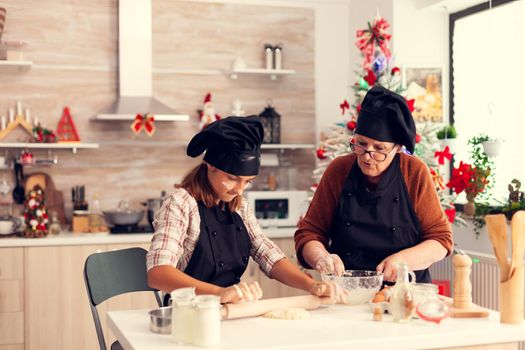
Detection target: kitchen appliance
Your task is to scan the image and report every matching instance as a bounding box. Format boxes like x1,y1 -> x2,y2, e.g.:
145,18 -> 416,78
110,223 -> 153,234
245,190 -> 307,228
96,0 -> 188,120
143,191 -> 166,228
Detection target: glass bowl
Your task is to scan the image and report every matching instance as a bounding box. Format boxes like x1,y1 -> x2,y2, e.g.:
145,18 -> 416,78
321,270 -> 383,305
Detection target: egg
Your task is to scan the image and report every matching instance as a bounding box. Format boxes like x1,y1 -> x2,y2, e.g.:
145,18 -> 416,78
371,292 -> 386,303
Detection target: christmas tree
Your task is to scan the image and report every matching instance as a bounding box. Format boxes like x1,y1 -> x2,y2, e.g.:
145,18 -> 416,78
23,185 -> 49,238
313,14 -> 464,226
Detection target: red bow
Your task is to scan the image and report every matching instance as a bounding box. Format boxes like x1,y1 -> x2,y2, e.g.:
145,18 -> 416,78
340,100 -> 350,115
434,146 -> 453,165
131,114 -> 155,136
444,207 -> 456,224
355,17 -> 392,68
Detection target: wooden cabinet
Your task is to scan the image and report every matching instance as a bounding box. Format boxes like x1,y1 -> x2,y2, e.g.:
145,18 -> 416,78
24,242 -> 157,350
0,248 -> 24,348
242,237 -> 306,299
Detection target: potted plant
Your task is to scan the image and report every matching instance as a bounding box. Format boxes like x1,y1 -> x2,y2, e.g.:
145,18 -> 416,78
436,124 -> 457,149
447,161 -> 490,216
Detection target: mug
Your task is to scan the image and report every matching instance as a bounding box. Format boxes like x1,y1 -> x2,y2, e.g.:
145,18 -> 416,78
0,220 -> 14,235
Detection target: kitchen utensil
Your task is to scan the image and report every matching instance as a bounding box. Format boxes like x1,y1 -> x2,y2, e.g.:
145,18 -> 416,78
12,162 -> 24,204
485,214 -> 510,281
321,270 -> 383,305
509,211 -> 525,279
149,307 -> 172,334
103,200 -> 144,226
25,173 -> 46,194
500,264 -> 524,324
452,253 -> 472,309
220,295 -> 332,320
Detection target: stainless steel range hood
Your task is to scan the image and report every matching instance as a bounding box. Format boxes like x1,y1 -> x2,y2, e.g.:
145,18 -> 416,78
96,0 -> 188,121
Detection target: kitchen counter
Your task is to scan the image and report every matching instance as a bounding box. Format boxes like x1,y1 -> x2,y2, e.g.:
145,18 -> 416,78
108,304 -> 525,350
0,227 -> 296,248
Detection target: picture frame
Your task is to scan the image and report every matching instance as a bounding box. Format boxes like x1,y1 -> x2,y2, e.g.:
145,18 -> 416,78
402,66 -> 444,123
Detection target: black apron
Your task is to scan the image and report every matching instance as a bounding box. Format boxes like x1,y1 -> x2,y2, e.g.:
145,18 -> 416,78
163,202 -> 251,306
328,154 -> 431,283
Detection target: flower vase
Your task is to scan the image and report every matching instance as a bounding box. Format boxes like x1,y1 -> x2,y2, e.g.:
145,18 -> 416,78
464,195 -> 476,217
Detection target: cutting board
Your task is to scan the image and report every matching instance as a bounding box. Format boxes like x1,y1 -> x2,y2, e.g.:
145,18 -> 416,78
439,295 -> 490,318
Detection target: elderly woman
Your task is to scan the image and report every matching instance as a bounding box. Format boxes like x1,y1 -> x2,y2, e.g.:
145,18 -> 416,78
295,86 -> 453,283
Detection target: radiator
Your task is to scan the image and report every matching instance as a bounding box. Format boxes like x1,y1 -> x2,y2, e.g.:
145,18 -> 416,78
429,250 -> 524,349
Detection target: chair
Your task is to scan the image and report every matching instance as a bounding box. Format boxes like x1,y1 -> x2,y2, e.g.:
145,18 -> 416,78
84,247 -> 162,350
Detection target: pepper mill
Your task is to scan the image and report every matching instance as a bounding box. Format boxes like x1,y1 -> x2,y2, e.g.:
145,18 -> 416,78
453,253 -> 472,309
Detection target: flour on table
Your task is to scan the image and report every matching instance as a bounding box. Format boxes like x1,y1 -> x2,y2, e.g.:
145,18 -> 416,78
262,308 -> 310,320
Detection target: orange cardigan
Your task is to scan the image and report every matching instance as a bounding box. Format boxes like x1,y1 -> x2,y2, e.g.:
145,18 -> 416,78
294,153 -> 453,267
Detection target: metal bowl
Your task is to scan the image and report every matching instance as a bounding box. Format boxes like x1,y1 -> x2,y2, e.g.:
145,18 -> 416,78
102,210 -> 144,226
321,270 -> 383,305
149,307 -> 172,334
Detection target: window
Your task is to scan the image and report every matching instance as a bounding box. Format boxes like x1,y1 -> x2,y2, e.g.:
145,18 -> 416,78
451,0 -> 525,203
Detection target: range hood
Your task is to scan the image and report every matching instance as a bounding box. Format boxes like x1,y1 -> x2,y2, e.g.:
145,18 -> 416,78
96,0 -> 188,121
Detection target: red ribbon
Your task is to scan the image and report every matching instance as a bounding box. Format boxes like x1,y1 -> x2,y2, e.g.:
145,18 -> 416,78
434,146 -> 453,165
131,114 -> 155,136
340,100 -> 350,115
355,17 -> 392,68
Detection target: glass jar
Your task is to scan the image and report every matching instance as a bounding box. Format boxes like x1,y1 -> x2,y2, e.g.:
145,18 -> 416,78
171,287 -> 196,344
48,211 -> 61,235
193,295 -> 221,347
411,283 -> 439,318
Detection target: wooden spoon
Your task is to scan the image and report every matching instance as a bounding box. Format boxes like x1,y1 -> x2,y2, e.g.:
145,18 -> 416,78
509,211 -> 525,279
485,214 -> 510,281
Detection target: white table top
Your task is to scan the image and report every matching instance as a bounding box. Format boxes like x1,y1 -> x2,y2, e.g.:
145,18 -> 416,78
107,304 -> 525,350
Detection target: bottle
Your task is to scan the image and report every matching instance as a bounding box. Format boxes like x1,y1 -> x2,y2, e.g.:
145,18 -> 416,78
274,44 -> 283,70
88,193 -> 106,232
267,172 -> 277,191
49,211 -> 61,235
264,44 -> 273,70
193,295 -> 221,347
388,262 -> 416,323
171,287 -> 196,344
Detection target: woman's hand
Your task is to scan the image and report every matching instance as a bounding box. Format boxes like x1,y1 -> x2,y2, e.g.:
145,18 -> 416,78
303,241 -> 344,276
219,282 -> 263,304
376,252 -> 407,282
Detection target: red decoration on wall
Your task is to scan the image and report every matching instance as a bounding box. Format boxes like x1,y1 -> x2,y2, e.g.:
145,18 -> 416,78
56,107 -> 80,142
130,114 -> 156,136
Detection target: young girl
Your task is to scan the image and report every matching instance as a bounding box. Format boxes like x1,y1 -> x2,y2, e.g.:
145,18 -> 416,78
147,116 -> 336,304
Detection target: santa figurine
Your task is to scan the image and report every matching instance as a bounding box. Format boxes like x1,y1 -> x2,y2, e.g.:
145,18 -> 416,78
199,93 -> 221,130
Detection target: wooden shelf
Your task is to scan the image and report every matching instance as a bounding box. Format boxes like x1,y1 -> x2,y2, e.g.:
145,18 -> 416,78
0,60 -> 33,72
229,68 -> 296,80
0,142 -> 99,154
93,114 -> 189,121
261,143 -> 314,150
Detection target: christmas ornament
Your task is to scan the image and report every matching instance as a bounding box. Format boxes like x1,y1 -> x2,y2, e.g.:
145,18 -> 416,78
434,146 -> 453,165
23,184 -> 49,238
355,16 -> 392,68
32,124 -> 57,143
316,148 -> 327,160
56,107 -> 80,142
364,69 -> 377,86
130,113 -> 155,136
415,134 -> 422,144
359,77 -> 369,90
340,100 -> 350,115
199,93 -> 221,130
347,120 -> 357,131
20,151 -> 34,165
372,53 -> 387,74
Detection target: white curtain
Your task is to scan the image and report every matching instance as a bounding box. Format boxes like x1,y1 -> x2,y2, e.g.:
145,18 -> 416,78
453,0 -> 525,203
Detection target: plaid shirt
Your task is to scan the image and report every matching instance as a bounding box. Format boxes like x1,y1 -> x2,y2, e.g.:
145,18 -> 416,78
146,188 -> 286,277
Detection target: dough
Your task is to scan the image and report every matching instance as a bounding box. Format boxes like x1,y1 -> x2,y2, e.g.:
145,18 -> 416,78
261,308 -> 310,320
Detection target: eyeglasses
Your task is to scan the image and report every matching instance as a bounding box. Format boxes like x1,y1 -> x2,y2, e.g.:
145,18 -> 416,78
350,143 -> 396,162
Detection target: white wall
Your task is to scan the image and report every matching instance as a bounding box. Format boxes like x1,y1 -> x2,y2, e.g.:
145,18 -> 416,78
392,0 -> 450,123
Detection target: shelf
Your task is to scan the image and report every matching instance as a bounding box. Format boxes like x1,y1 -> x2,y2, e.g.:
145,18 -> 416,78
93,114 -> 189,121
229,68 -> 296,80
0,60 -> 33,72
261,143 -> 314,150
0,142 -> 99,154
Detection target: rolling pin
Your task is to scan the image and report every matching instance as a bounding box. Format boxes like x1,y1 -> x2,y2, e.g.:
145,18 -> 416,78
220,295 -> 333,320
